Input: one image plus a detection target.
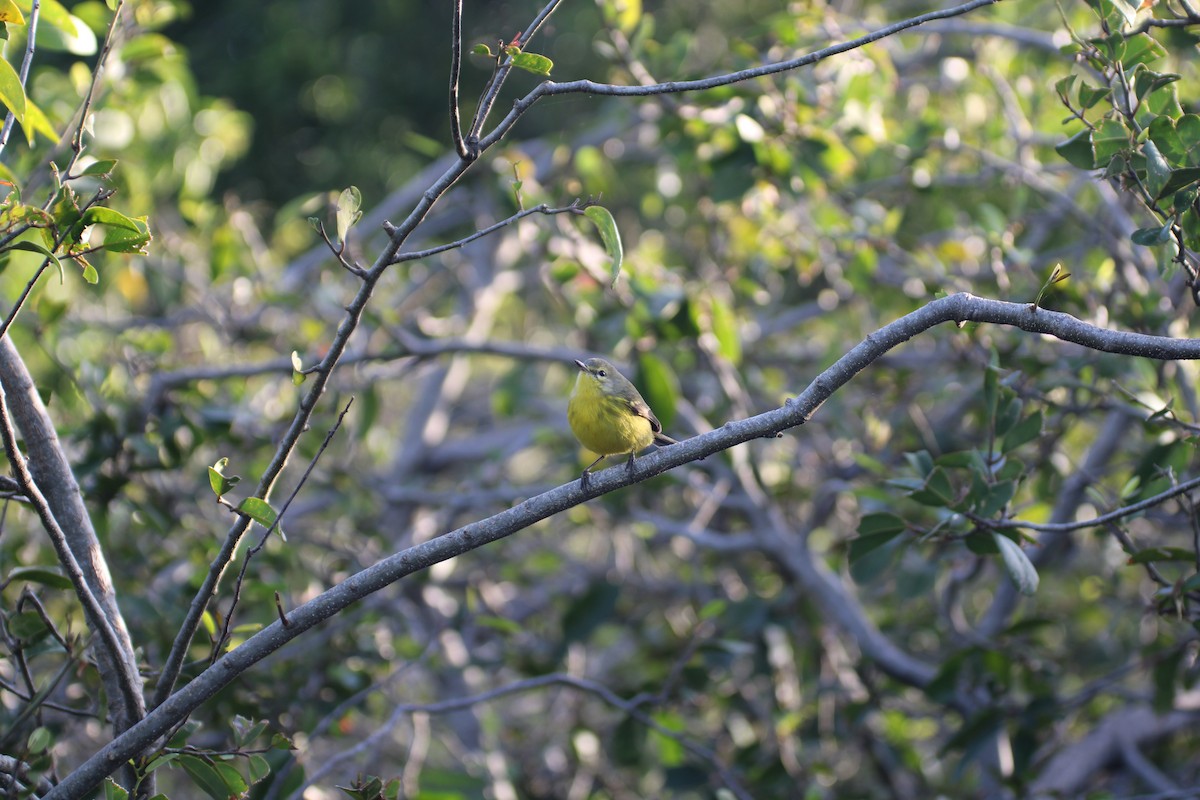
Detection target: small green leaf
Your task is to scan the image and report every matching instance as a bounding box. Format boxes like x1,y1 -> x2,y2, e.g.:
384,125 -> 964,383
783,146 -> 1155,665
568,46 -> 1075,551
1002,410 -> 1043,453
909,466 -> 955,507
1131,223 -> 1174,246
103,778 -> 130,800
582,205 -> 623,286
857,511 -> 907,537
207,457 -> 239,499
9,610 -> 47,638
76,159 -> 118,178
509,49 -> 553,76
0,55 -> 26,126
27,726 -> 52,753
291,350 -> 306,386
7,239 -> 62,277
179,754 -> 246,800
993,532 -> 1039,596
335,186 -> 362,245
6,565 -> 72,590
238,496 -> 278,529
80,258 -> 98,285
849,529 -> 905,564
1078,83 -> 1112,109
247,754 -> 271,784
1143,138 -> 1171,199
708,296 -> 741,365
471,43 -> 494,57
1055,129 -> 1095,170
637,351 -> 678,430
98,215 -> 152,254
1128,546 -> 1195,564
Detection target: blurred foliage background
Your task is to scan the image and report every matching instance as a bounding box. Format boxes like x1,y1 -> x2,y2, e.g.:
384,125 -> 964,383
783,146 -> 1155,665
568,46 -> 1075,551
4,0 -> 1200,797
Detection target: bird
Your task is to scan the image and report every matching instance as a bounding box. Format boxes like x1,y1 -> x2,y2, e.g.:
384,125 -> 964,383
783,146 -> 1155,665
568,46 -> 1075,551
567,357 -> 677,485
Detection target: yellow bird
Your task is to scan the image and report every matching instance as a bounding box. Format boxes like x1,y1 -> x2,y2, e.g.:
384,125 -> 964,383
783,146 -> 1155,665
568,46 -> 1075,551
568,357 -> 677,484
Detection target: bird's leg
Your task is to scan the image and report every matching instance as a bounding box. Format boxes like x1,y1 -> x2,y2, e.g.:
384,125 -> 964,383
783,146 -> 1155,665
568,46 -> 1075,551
581,453 -> 607,488
625,451 -> 637,473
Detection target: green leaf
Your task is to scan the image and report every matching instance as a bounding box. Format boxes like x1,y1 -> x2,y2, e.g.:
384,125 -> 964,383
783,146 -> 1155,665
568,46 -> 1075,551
993,532 -> 1039,595
1078,83 -> 1112,109
583,205 -> 623,286
291,350 -> 306,386
637,351 -> 678,430
207,457 -> 239,499
975,480 -> 1016,518
99,215 -> 152,254
335,185 -> 361,244
909,466 -> 955,507
1127,546 -> 1195,564
1093,117 -> 1131,165
0,55 -> 26,126
9,610 -> 47,638
103,778 -> 130,800
1143,138 -> 1171,199
80,258 -> 98,285
20,97 -> 57,145
1131,223 -> 1174,247
857,511 -> 907,537
238,496 -> 278,529
27,726 -> 52,753
247,754 -> 271,784
471,43 -> 494,57
708,295 -> 741,365
179,755 -> 248,800
1056,129 -> 1095,170
509,49 -> 553,76
81,206 -> 143,231
76,159 -> 118,178
7,239 -> 62,277
6,565 -> 72,590
849,528 -> 905,564
1002,410 -> 1043,453
30,1 -> 97,55
1158,167 -> 1200,200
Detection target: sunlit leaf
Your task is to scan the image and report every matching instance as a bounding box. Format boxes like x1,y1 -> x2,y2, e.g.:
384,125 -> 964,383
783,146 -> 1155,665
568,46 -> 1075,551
583,204 -> 623,285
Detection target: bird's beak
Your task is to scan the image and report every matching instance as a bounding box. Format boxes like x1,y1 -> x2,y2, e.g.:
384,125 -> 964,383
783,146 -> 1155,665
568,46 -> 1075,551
574,359 -> 587,371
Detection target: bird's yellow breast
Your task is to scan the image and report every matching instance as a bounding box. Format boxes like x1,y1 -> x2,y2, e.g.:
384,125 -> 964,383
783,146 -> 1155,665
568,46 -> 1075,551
568,373 -> 655,456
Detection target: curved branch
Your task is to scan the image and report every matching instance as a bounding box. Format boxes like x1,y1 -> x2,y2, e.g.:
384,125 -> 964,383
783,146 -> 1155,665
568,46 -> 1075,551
477,0 -> 1004,151
50,292 -> 1200,796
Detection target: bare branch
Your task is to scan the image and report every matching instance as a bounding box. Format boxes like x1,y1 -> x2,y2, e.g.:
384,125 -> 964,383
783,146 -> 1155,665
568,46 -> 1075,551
390,201 -> 589,264
477,0 -> 1004,151
449,0 -> 469,159
53,291 -> 1200,796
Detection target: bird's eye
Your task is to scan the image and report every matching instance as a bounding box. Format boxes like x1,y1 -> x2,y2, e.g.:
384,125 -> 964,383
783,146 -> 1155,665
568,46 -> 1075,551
596,369 -> 606,377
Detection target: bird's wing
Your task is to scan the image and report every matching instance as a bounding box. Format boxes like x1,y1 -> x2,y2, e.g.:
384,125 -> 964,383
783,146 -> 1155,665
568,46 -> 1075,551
623,396 -> 663,434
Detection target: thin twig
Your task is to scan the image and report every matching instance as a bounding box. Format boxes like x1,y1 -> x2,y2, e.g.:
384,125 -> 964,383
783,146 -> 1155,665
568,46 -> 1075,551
449,0 -> 469,159
390,201 -> 586,263
971,473 -> 1200,534
0,0 -> 41,159
62,0 -> 125,178
466,0 -> 565,146
211,399 -> 355,660
476,0 -> 1003,151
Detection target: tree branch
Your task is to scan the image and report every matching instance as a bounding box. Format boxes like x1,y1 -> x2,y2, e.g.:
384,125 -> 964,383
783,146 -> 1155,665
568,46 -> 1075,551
52,291 -> 1200,796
